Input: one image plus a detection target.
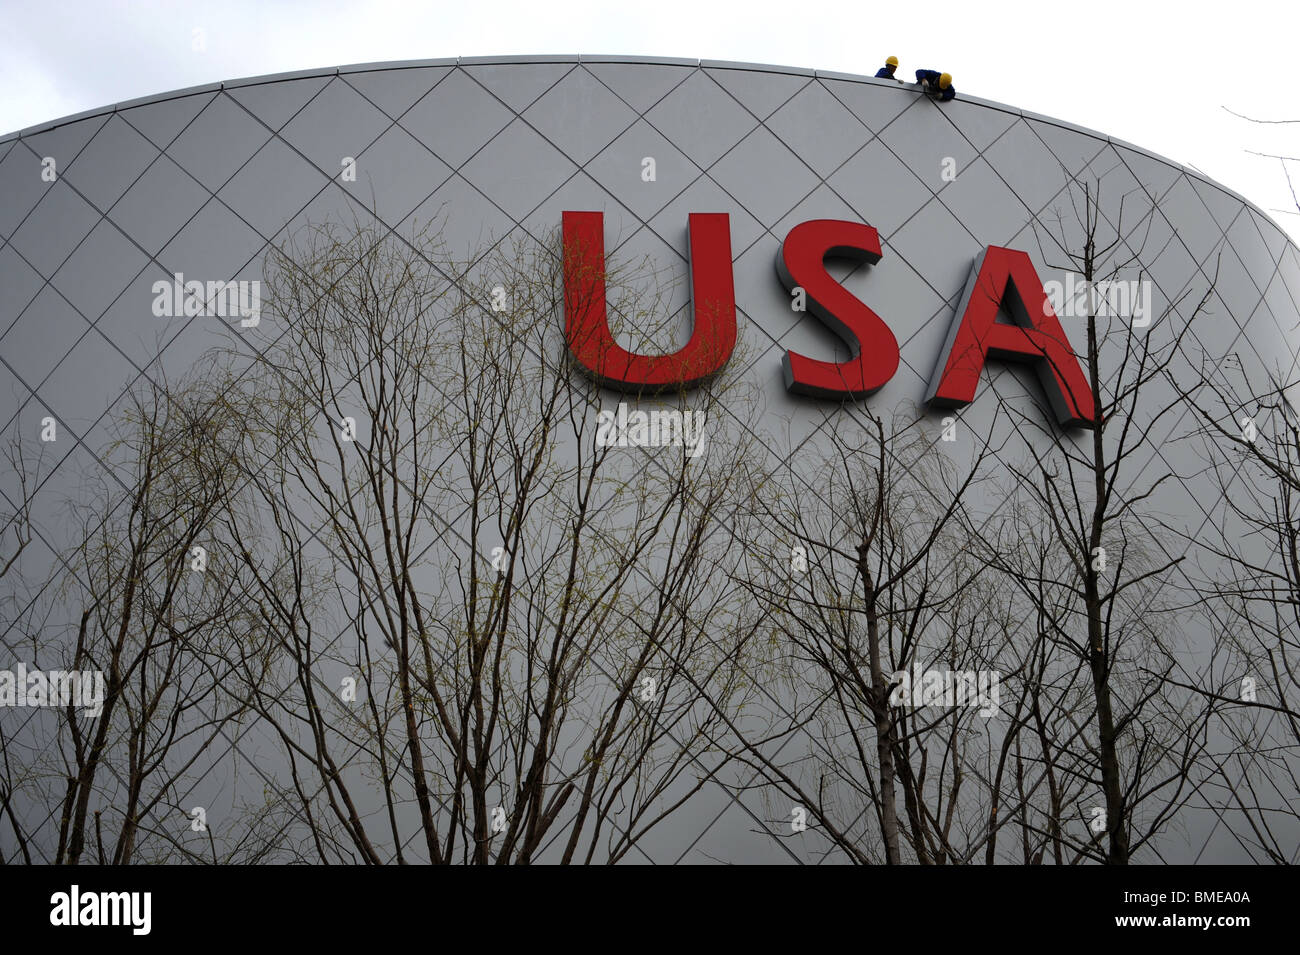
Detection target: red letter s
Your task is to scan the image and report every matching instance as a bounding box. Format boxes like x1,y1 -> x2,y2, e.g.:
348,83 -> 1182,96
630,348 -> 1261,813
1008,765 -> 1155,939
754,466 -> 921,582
778,219 -> 900,399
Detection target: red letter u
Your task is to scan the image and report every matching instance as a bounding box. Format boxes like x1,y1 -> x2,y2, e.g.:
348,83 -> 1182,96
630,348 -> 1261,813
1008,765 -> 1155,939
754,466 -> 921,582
563,211 -> 737,391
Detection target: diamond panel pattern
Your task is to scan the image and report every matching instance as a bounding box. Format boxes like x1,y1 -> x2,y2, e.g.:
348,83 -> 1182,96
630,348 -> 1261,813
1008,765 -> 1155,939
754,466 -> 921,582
228,76 -> 332,132
645,71 -> 758,169
61,114 -> 160,212
400,69 -> 514,168
343,66 -> 453,119
585,119 -> 697,221
523,68 -> 637,166
50,219 -> 148,319
168,94 -> 273,191
278,77 -> 392,172
2,58 -> 1298,868
8,180 -> 100,279
708,67 -> 809,121
767,82 -> 872,180
708,126 -> 818,226
828,137 -> 932,239
459,118 -> 578,221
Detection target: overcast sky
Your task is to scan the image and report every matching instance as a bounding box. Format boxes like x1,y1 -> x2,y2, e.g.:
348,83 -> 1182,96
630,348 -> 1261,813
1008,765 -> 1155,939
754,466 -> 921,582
2,0 -> 1296,239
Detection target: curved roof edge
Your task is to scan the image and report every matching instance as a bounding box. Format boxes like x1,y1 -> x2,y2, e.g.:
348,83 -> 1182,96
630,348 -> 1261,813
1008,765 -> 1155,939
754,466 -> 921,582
2,54 -> 1294,249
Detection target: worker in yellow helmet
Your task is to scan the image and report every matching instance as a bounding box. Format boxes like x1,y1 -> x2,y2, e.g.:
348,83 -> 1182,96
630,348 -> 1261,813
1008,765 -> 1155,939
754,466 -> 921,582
915,69 -> 955,102
875,56 -> 900,80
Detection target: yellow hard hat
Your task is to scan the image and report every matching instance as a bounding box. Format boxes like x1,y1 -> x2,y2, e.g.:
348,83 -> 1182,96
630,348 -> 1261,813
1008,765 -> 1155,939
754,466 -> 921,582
886,56 -> 899,67
939,72 -> 952,89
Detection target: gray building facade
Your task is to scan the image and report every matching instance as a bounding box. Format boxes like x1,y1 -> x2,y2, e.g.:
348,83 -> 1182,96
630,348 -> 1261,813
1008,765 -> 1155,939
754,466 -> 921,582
2,57 -> 1298,864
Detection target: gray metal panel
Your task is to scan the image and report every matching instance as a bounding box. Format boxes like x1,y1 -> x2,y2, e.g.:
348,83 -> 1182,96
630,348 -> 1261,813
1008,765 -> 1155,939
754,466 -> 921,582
0,244 -> 44,335
1024,116 -> 1110,181
464,60 -> 577,112
585,118 -> 697,221
49,219 -> 148,319
1160,175 -> 1230,266
828,137 -> 933,238
522,67 -> 639,166
981,118 -> 1074,216
108,154 -> 212,256
766,82 -> 873,179
652,174 -> 766,259
117,91 -> 218,150
42,325 -> 136,437
645,71 -> 758,169
342,66 -> 454,119
86,267 -> 183,369
887,195 -> 984,296
459,118 -> 578,220
349,125 -> 454,229
707,66 -> 810,120
218,137 -> 330,240
227,75 -> 334,132
0,284 -> 91,386
940,96 -> 1020,152
167,94 -> 272,191
709,126 -> 820,227
399,68 -> 514,167
159,196 -> 266,285
582,60 -> 695,113
400,172 -> 520,255
936,156 -> 1033,247
61,114 -> 160,212
278,77 -> 393,172
7,177 -> 100,278
819,77 -> 920,135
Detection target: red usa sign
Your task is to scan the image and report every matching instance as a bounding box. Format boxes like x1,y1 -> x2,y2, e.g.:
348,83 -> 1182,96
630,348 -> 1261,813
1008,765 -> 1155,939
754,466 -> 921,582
562,211 -> 1095,428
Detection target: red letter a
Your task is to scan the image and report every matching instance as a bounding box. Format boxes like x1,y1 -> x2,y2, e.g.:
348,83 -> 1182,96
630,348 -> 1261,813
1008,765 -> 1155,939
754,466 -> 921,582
925,246 -> 1095,427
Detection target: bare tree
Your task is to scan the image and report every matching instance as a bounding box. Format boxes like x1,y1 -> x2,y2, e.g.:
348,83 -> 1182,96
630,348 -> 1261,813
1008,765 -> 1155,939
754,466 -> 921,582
972,174 -> 1223,863
722,406 -> 1010,864
0,374 -> 269,864
1177,352 -> 1300,861
217,214 -> 764,863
